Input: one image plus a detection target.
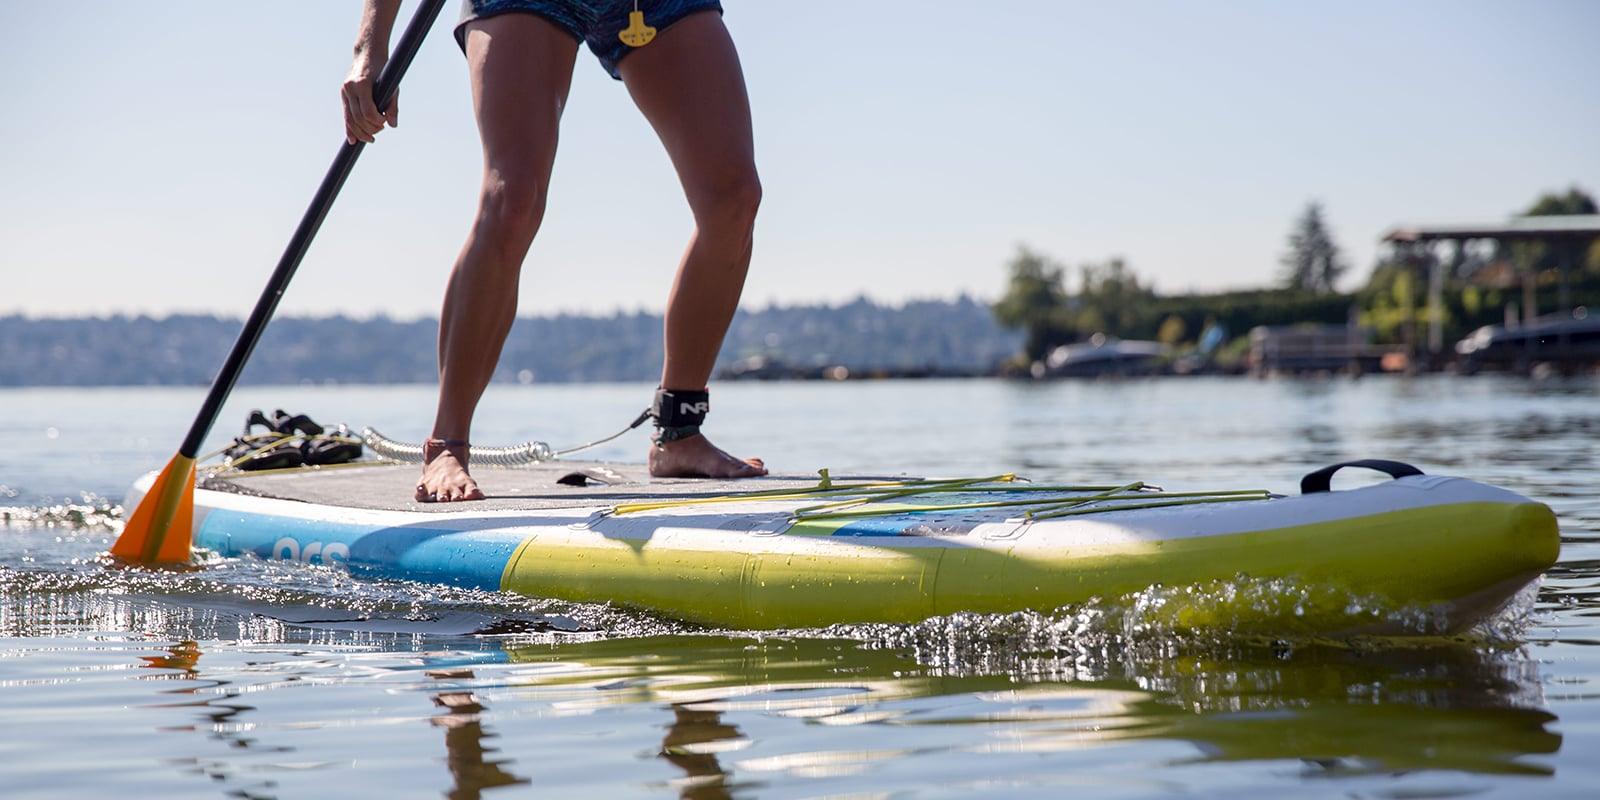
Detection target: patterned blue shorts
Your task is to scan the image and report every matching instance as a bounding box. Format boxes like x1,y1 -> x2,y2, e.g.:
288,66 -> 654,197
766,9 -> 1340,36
455,0 -> 724,79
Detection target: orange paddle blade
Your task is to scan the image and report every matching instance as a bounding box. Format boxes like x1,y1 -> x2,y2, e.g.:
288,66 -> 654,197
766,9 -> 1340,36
111,454 -> 197,564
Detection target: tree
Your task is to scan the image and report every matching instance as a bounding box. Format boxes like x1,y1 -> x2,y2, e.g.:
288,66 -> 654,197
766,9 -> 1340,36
1524,186 -> 1598,216
1076,257 -> 1154,336
1516,186 -> 1600,275
1279,201 -> 1347,293
1357,262 -> 1417,344
992,246 -> 1074,360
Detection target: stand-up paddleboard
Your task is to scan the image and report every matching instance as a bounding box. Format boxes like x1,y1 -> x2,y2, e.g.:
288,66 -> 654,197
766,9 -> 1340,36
123,459 -> 1558,633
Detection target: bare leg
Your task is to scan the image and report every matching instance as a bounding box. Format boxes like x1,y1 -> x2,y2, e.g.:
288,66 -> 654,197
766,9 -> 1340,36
619,12 -> 767,479
418,15 -> 579,502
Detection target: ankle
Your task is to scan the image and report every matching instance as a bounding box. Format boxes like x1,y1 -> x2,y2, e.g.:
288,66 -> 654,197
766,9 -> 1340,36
423,437 -> 471,465
652,431 -> 704,450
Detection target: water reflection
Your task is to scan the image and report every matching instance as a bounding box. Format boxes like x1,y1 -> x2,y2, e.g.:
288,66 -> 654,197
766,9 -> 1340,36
135,639 -> 291,797
138,638 -> 202,677
82,615 -> 1566,795
659,706 -> 745,800
427,668 -> 529,800
503,634 -> 1561,782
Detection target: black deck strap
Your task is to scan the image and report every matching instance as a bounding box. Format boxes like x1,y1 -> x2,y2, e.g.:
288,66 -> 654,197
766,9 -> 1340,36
556,466 -> 629,487
651,388 -> 709,441
1300,459 -> 1424,494
246,409 -> 275,434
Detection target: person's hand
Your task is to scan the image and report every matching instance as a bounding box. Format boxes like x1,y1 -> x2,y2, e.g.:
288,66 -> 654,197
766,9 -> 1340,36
341,54 -> 397,144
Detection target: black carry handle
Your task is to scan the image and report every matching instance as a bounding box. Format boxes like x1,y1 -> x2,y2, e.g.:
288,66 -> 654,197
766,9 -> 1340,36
177,0 -> 447,458
1300,459 -> 1424,494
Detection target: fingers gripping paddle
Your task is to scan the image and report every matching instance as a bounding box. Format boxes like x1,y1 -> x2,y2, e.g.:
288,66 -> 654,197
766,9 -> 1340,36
112,0 -> 447,564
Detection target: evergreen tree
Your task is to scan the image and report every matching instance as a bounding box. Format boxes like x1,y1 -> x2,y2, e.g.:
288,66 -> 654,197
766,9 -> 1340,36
1279,201 -> 1347,293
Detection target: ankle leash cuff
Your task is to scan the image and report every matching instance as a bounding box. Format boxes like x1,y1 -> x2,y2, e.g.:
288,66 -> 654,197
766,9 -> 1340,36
650,388 -> 709,442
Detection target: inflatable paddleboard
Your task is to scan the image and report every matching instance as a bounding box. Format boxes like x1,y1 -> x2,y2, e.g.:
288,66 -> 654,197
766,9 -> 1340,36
124,459 -> 1558,633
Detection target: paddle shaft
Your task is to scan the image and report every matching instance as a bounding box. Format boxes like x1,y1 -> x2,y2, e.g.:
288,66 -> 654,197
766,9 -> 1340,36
178,0 -> 446,457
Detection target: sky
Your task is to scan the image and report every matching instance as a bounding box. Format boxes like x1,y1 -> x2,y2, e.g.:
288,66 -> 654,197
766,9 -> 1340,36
2,1 -> 1597,319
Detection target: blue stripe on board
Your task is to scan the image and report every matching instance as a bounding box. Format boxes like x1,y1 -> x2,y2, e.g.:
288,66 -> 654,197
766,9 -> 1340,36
827,517 -> 924,537
195,509 -> 525,591
826,516 -> 987,537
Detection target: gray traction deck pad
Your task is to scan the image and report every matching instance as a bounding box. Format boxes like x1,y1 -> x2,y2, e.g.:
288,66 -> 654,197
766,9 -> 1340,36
201,461 -> 915,513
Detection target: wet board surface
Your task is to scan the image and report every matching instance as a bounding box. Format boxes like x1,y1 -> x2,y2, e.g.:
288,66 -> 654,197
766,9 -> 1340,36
200,461 -> 913,513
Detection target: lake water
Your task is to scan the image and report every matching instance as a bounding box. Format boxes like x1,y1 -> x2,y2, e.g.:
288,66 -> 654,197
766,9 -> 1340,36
3,376 -> 1598,798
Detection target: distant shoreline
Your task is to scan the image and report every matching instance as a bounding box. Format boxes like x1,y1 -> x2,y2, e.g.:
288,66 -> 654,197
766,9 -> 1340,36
1,371 -> 1588,391
8,294 -> 1595,387
0,298 -> 1019,387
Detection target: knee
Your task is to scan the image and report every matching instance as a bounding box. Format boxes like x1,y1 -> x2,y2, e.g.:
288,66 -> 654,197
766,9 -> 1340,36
690,167 -> 761,237
475,169 -> 548,244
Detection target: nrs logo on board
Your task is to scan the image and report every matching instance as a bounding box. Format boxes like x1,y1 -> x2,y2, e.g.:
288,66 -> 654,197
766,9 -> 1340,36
272,537 -> 349,565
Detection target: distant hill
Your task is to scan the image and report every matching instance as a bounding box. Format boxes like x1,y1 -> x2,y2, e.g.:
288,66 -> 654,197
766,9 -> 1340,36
0,297 -> 1019,386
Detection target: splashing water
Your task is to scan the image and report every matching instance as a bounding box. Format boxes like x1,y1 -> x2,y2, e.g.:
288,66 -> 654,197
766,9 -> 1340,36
0,494 -> 122,531
805,574 -> 1542,688
0,504 -> 686,644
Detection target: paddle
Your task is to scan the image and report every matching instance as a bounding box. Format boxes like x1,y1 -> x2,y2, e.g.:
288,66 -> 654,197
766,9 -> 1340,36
112,0 -> 447,564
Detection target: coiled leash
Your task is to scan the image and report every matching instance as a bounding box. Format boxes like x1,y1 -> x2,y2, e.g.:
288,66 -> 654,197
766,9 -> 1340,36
363,387 -> 713,465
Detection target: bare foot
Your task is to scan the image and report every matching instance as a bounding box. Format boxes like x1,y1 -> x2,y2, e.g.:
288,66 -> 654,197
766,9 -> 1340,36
416,441 -> 485,502
648,434 -> 767,479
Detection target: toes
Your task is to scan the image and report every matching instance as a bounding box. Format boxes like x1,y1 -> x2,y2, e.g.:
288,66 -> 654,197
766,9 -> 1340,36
423,480 -> 484,503
718,456 -> 763,478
